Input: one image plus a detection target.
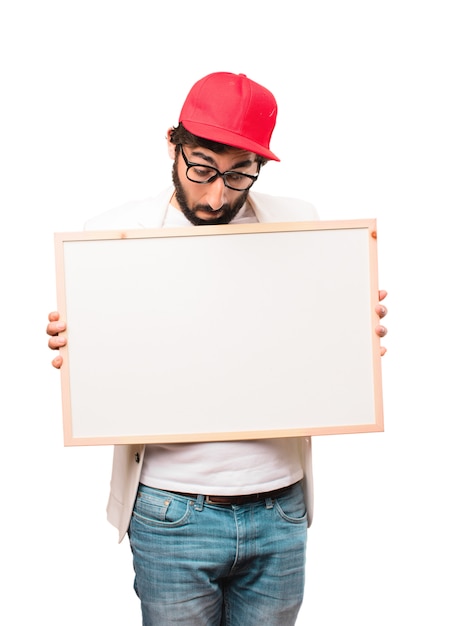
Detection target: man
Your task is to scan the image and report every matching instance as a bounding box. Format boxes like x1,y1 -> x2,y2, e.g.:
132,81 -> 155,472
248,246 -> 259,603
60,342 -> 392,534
47,71 -> 388,625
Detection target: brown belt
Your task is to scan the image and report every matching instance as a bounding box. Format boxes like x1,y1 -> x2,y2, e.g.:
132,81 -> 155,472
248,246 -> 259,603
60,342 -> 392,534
172,483 -> 295,506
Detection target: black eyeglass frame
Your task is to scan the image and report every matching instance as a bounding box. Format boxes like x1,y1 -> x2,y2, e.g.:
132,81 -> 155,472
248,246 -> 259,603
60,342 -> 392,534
179,145 -> 260,191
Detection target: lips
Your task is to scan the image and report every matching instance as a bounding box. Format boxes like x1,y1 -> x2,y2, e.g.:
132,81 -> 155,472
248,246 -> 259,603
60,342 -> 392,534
198,207 -> 225,216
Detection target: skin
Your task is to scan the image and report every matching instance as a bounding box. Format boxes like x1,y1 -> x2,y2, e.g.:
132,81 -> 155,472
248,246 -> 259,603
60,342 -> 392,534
47,134 -> 388,366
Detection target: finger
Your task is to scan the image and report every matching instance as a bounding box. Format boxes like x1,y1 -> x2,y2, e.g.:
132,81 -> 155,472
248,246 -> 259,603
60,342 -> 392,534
48,311 -> 60,322
52,355 -> 63,369
375,324 -> 388,338
46,320 -> 66,337
378,290 -> 387,302
48,335 -> 67,350
375,304 -> 388,319
380,346 -> 387,357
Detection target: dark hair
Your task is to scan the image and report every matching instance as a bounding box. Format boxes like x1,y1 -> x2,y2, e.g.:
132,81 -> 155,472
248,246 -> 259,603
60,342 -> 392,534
169,123 -> 269,167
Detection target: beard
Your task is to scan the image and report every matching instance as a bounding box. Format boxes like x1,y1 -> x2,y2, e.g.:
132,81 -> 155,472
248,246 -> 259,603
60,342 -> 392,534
172,161 -> 249,226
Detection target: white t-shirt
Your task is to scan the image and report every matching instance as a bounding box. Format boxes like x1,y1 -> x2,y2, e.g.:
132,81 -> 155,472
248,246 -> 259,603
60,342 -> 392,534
139,201 -> 303,495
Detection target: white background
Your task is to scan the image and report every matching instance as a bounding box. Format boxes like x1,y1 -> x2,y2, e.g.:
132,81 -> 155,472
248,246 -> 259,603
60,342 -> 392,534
1,1 -> 452,624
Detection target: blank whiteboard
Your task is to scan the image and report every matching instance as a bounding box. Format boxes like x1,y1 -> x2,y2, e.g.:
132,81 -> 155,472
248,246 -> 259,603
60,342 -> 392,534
54,220 -> 384,446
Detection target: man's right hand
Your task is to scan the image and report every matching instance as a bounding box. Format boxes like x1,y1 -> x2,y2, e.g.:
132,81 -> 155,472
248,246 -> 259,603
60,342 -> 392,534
47,311 -> 66,369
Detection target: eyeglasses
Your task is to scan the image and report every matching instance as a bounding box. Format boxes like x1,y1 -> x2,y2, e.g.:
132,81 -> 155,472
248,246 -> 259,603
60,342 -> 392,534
179,145 -> 260,191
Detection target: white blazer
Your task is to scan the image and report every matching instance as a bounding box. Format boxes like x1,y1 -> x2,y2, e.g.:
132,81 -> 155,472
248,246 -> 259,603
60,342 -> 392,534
85,187 -> 319,542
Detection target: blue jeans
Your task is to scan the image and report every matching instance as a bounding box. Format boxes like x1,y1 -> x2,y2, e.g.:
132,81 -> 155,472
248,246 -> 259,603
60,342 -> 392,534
128,482 -> 308,625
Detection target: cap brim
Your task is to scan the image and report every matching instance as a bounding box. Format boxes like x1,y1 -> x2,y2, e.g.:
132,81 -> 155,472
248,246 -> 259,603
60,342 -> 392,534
181,120 -> 280,162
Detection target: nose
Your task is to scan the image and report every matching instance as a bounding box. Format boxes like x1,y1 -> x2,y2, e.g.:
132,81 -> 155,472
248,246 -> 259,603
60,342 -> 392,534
205,176 -> 227,211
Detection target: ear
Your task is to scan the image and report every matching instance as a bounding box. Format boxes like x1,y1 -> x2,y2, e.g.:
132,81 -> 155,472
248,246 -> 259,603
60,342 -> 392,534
166,128 -> 177,159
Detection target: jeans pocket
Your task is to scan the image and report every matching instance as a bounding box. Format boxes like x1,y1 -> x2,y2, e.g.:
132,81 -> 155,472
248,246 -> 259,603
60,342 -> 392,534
133,488 -> 193,528
274,484 -> 307,524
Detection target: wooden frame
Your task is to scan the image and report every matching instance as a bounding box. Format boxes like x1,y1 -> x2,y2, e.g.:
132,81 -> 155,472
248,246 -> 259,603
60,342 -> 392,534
54,220 -> 384,446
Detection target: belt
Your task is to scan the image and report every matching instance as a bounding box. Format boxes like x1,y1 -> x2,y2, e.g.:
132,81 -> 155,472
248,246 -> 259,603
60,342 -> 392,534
172,483 -> 295,506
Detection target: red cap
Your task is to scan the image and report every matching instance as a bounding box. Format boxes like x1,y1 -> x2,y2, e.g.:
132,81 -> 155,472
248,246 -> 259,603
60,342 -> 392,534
179,72 -> 280,161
